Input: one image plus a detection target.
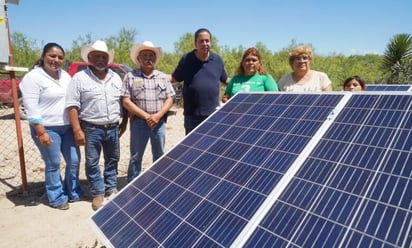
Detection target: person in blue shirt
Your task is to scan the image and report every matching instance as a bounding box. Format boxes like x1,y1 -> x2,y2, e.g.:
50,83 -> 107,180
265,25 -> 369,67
171,28 -> 229,135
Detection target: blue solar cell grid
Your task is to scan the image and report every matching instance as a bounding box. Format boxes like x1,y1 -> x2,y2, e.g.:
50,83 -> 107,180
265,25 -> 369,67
91,92 -> 412,248
366,84 -> 412,91
91,93 -> 344,247
245,94 -> 412,248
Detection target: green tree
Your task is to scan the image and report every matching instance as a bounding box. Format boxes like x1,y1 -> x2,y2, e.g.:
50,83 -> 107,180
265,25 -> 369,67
64,33 -> 94,63
221,45 -> 243,76
382,33 -> 412,84
9,28 -> 387,90
106,28 -> 137,66
157,52 -> 180,74
10,32 -> 40,69
254,42 -> 275,76
173,32 -> 194,56
173,31 -> 222,55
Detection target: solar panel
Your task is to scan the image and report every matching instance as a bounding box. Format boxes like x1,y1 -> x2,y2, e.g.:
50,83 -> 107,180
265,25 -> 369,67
366,84 -> 412,91
90,92 -> 412,248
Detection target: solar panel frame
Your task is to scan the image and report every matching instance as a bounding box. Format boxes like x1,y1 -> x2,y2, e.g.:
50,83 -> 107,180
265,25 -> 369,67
90,92 -> 412,248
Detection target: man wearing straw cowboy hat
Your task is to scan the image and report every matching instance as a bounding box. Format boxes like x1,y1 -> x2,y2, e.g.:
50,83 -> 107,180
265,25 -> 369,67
66,40 -> 127,211
122,41 -> 175,182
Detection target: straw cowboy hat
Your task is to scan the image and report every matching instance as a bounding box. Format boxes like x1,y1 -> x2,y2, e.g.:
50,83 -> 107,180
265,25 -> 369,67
81,40 -> 114,64
130,41 -> 162,66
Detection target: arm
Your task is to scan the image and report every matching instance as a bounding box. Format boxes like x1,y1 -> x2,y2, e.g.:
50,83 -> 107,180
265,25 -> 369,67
322,84 -> 333,91
222,77 -> 234,103
119,105 -> 128,137
169,74 -> 177,83
147,96 -> 174,129
222,94 -> 230,103
122,96 -> 150,120
321,72 -> 333,91
221,77 -> 230,86
265,75 -> 279,91
20,71 -> 54,147
31,123 -> 53,148
68,106 -> 85,146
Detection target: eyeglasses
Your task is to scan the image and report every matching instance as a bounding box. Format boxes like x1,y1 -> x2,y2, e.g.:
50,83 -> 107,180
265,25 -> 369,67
293,56 -> 310,62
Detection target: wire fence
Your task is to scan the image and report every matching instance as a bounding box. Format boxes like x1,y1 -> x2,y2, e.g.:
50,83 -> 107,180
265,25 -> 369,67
0,103 -> 185,196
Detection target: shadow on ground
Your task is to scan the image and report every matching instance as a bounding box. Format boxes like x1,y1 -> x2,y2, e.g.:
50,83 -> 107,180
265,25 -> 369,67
3,176 -> 129,208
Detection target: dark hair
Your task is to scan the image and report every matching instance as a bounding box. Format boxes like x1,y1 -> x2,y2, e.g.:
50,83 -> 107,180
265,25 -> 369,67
343,75 -> 366,90
237,47 -> 266,75
33,42 -> 65,68
194,28 -> 212,42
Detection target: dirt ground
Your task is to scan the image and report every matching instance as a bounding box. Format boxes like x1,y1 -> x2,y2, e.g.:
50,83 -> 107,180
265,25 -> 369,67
0,188 -> 106,248
0,106 -> 185,248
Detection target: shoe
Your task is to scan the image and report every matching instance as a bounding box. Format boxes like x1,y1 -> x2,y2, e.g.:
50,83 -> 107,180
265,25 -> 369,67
105,189 -> 118,198
52,202 -> 69,210
92,195 -> 104,211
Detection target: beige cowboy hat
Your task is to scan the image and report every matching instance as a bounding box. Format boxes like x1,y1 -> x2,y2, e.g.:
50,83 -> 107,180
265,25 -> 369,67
130,41 -> 162,66
81,40 -> 114,64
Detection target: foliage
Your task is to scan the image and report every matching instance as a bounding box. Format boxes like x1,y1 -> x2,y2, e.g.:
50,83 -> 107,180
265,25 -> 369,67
173,32 -> 194,56
397,57 -> 412,83
221,45 -> 244,76
382,33 -> 412,84
106,28 -> 138,66
64,33 -> 94,63
10,32 -> 40,69
11,29 -> 411,89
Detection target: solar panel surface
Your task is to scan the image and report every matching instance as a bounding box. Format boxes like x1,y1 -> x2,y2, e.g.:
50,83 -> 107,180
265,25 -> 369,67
366,84 -> 412,91
91,92 -> 412,248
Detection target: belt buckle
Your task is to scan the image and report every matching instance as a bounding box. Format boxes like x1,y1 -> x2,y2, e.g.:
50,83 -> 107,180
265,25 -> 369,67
105,122 -> 118,128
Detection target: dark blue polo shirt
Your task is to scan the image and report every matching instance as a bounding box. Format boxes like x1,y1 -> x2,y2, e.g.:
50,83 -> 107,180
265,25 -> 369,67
172,50 -> 228,116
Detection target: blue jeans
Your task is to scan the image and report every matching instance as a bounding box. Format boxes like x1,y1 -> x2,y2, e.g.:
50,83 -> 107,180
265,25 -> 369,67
184,115 -> 208,135
82,123 -> 120,197
127,117 -> 165,182
30,125 -> 82,207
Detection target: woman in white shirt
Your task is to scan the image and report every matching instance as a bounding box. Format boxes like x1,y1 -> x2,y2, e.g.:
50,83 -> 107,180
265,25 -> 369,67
278,45 -> 332,92
19,43 -> 82,210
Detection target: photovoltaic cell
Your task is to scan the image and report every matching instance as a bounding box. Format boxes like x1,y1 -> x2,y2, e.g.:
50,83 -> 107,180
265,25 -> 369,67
91,92 -> 412,248
366,84 -> 412,91
241,94 -> 412,248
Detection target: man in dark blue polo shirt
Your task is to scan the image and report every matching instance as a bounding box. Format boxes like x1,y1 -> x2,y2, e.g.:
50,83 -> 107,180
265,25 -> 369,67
171,28 -> 229,135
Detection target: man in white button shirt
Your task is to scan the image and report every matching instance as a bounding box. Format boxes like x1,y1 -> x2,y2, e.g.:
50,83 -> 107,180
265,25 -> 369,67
66,40 -> 127,211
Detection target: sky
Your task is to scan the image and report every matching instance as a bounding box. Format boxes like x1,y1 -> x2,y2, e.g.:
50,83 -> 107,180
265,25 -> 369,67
5,0 -> 412,56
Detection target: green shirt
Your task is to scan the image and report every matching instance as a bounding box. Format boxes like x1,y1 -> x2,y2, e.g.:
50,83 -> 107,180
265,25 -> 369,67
224,74 -> 278,97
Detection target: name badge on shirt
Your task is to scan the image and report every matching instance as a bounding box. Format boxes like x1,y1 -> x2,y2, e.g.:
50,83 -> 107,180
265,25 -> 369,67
133,80 -> 143,88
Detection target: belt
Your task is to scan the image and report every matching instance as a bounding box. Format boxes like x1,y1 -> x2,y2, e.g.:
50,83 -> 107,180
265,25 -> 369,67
81,121 -> 119,129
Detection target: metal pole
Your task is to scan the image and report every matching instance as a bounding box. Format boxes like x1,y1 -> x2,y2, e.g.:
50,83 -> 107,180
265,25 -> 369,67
5,2 -> 28,193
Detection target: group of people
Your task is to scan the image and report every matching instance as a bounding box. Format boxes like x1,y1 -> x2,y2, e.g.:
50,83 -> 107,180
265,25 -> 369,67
19,27 -> 366,211
20,38 -> 176,211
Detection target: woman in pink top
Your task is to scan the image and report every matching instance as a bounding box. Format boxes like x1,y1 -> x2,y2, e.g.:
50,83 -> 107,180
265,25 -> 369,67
278,45 -> 332,92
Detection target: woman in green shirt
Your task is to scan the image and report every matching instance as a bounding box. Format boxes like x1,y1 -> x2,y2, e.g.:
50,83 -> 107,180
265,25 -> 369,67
222,47 -> 278,103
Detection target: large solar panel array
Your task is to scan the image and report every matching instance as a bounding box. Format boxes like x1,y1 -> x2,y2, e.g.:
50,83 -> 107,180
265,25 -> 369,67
366,84 -> 412,91
90,92 -> 412,248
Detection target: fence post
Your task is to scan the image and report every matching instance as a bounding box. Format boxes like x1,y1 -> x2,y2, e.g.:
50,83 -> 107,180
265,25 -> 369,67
2,65 -> 28,193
